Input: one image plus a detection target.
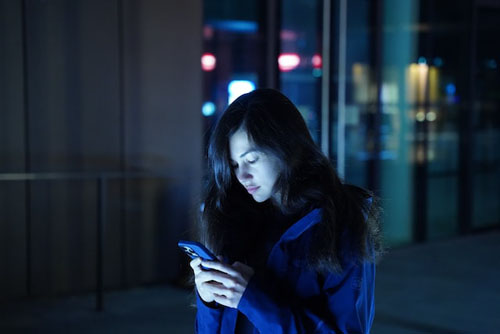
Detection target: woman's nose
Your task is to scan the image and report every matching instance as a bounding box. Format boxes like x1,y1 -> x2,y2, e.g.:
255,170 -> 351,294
237,166 -> 252,182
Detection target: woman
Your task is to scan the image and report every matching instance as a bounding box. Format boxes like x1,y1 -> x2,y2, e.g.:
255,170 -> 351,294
190,89 -> 382,333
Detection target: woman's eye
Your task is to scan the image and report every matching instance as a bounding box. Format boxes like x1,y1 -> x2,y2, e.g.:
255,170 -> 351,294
247,157 -> 259,164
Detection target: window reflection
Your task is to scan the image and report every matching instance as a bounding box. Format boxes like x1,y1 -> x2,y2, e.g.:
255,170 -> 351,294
280,0 -> 322,144
202,0 -> 500,245
202,0 -> 264,149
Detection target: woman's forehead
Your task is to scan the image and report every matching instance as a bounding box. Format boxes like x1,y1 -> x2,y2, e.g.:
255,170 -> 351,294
229,129 -> 256,158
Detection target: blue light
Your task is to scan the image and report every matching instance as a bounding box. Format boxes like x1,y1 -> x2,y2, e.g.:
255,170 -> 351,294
202,102 -> 216,117
206,20 -> 258,33
434,57 -> 443,67
486,59 -> 497,69
446,83 -> 456,96
228,80 -> 256,105
417,57 -> 427,65
312,68 -> 322,77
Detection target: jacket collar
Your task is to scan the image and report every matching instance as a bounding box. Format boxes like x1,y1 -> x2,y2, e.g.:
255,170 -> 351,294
276,208 -> 322,244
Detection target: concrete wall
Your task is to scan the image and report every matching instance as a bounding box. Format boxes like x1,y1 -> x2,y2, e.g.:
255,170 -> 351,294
0,0 -> 202,300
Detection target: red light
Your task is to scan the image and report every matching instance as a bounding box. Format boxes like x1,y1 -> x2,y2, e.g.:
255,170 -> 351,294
201,53 -> 216,71
203,25 -> 214,39
280,30 -> 297,41
278,53 -> 301,72
312,54 -> 322,69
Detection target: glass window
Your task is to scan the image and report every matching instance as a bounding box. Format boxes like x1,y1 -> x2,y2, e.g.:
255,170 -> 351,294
280,0 -> 322,144
472,7 -> 500,228
378,0 -> 419,245
201,0 -> 500,247
202,0 -> 264,148
418,1 -> 465,239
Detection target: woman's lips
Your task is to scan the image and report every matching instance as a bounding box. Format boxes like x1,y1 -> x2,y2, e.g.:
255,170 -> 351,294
246,186 -> 260,194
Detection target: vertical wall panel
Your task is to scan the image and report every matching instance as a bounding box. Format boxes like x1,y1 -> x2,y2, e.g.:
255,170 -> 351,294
123,0 -> 202,285
26,0 -> 121,171
1,0 -> 202,299
0,1 -> 25,172
0,0 -> 27,300
0,181 -> 26,300
25,0 -> 121,296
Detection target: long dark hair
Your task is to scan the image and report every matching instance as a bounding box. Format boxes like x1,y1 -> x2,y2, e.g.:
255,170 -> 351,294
199,89 -> 382,273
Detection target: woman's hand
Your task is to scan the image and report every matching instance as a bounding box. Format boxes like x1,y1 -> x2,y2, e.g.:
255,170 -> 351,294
190,257 -> 254,309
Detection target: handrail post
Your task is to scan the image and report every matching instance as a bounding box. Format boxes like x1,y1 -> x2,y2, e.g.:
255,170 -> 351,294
96,176 -> 106,311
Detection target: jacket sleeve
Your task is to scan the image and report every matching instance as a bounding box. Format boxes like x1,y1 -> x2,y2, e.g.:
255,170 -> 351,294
195,292 -> 224,334
237,259 -> 375,334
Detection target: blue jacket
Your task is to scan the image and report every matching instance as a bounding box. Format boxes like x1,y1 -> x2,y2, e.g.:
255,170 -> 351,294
195,208 -> 376,333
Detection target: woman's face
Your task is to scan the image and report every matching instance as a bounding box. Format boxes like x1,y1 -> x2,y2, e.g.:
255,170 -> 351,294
229,128 -> 281,203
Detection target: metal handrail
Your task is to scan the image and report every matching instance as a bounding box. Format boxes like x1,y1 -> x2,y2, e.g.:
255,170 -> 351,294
0,171 -> 169,181
0,171 -> 170,311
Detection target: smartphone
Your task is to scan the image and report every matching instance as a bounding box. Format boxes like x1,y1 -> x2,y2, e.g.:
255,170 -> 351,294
178,240 -> 218,262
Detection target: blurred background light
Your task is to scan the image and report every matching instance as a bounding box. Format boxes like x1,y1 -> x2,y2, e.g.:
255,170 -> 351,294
426,111 -> 437,122
280,29 -> 297,41
312,54 -> 322,69
205,20 -> 258,33
201,53 -> 216,71
446,83 -> 456,95
202,101 -> 216,117
312,68 -> 322,77
486,59 -> 497,69
416,110 -> 426,122
227,80 -> 256,104
278,53 -> 301,72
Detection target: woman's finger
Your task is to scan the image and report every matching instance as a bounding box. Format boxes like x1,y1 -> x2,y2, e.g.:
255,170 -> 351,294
197,269 -> 239,288
201,260 -> 240,277
212,292 -> 236,309
203,281 -> 233,298
190,257 -> 202,274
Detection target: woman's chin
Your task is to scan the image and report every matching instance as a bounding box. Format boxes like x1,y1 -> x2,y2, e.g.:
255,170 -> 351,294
251,194 -> 269,203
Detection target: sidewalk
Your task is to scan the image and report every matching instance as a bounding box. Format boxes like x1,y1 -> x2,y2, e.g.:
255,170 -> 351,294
1,231 -> 499,333
372,230 -> 500,334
